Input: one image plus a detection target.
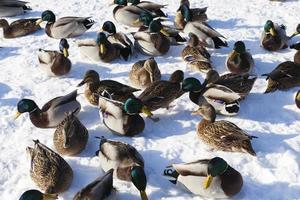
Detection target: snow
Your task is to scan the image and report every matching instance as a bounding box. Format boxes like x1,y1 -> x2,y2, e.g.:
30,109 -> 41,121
1,0 -> 300,199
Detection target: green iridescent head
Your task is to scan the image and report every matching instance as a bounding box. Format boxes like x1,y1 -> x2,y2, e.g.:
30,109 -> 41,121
180,5 -> 192,22
102,21 -> 116,34
114,0 -> 127,6
124,98 -> 143,114
17,99 -> 38,114
139,12 -> 154,27
182,77 -> 203,92
19,190 -> 57,200
264,20 -> 274,32
131,165 -> 148,200
208,157 -> 228,177
128,0 -> 140,5
41,10 -> 56,23
149,20 -> 163,33
233,41 -> 246,53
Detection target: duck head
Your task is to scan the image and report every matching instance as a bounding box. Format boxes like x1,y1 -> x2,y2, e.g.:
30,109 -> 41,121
291,24 -> 300,38
179,4 -> 192,22
191,103 -> 216,122
229,41 -> 246,60
0,19 -> 9,29
131,165 -> 148,200
149,20 -> 169,36
204,157 -> 228,189
264,20 -> 276,36
128,0 -> 140,5
182,77 -> 203,92
59,39 -> 69,57
19,189 -> 58,200
114,0 -> 128,6
77,70 -> 100,87
36,10 -> 56,25
133,12 -> 153,26
101,21 -> 117,34
15,99 -> 38,119
124,98 -> 153,117
96,32 -> 109,54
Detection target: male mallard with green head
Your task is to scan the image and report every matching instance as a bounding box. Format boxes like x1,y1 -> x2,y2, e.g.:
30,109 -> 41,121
290,42 -> 300,64
36,10 -> 94,39
27,140 -> 73,194
226,41 -> 254,74
182,33 -> 212,73
0,18 -> 40,38
73,169 -> 116,200
77,70 -> 139,106
262,61 -> 300,93
261,20 -> 289,51
15,90 -> 81,128
0,0 -> 31,17
19,190 -> 58,200
133,20 -> 171,56
96,137 -> 148,200
38,39 -> 71,76
129,57 -> 161,89
163,157 -> 243,198
192,103 -> 257,155
53,109 -> 88,156
138,70 -> 185,111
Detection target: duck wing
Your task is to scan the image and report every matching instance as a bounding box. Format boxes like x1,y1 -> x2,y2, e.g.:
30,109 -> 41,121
172,159 -> 209,176
203,84 -> 242,102
41,90 -> 78,112
99,80 -> 140,94
266,61 -> 300,81
194,22 -> 225,38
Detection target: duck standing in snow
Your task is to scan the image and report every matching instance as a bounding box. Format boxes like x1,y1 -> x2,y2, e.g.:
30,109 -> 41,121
38,39 -> 71,76
163,157 -> 243,198
0,0 -> 31,17
192,103 -> 257,155
96,137 -> 148,200
0,18 -> 41,38
15,90 -> 81,128
226,41 -> 254,74
27,140 -> 73,194
19,189 -> 58,200
290,42 -> 300,64
36,10 -> 94,39
261,20 -> 289,51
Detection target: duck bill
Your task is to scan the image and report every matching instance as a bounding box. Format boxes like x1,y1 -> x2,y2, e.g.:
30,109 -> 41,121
160,29 -> 170,37
229,50 -> 238,60
140,190 -> 148,200
43,193 -> 58,200
270,28 -> 276,36
63,48 -> 69,57
290,31 -> 299,38
77,79 -> 86,87
132,18 -> 140,26
14,111 -> 21,120
203,175 -> 213,189
191,109 -> 199,115
141,106 -> 153,117
35,18 -> 43,25
99,44 -> 106,54
296,91 -> 300,101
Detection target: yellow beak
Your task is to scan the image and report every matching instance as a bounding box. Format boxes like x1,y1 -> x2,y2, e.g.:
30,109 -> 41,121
35,18 -> 43,26
203,175 -> 213,189
229,50 -> 238,60
63,48 -> 69,57
160,29 -> 170,37
141,106 -> 153,117
296,91 -> 300,101
270,28 -> 276,36
140,190 -> 148,200
132,18 -> 141,26
100,44 -> 106,54
14,112 -> 21,120
291,31 -> 300,38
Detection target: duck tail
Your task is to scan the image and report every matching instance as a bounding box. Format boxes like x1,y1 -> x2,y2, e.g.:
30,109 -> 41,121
174,33 -> 187,43
163,166 -> 179,184
83,18 -> 95,30
212,37 -> 228,49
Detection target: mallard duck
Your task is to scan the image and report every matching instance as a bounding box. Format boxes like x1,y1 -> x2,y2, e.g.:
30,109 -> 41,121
133,20 -> 170,56
262,61 -> 300,93
135,11 -> 186,45
182,75 -> 241,116
290,42 -> 300,64
261,20 -> 289,51
96,137 -> 148,200
73,169 -> 116,200
27,140 -> 73,194
128,0 -> 167,17
53,109 -> 88,156
138,70 -> 184,111
163,157 -> 243,198
38,39 -> 71,76
19,190 -> 58,200
0,18 -> 40,38
192,103 -> 257,155
175,1 -> 208,30
101,21 -> 133,61
289,24 -> 300,38
0,0 -> 31,17
296,91 -> 300,109
129,57 -> 161,89
181,33 -> 212,73
15,90 -> 81,128
36,10 -> 94,39
226,41 -> 254,74
77,70 -> 139,106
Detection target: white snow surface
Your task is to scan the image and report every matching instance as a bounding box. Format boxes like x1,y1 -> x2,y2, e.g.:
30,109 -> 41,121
1,0 -> 300,199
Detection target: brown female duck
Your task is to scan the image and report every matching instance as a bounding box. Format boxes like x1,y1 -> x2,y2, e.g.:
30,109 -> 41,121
290,42 -> 300,64
0,18 -> 40,38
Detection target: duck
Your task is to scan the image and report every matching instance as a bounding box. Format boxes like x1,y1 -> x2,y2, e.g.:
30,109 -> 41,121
135,11 -> 186,45
26,140 -> 73,194
290,24 -> 300,38
163,157 -> 243,198
36,10 -> 94,39
261,20 -> 289,51
96,137 -> 148,200
296,91 -> 300,109
128,0 -> 167,17
182,74 -> 241,116
138,70 -> 184,111
0,18 -> 41,38
181,33 -> 212,73
192,103 -> 257,155
101,21 -> 133,61
175,0 -> 208,30
290,42 -> 300,64
226,41 -> 254,74
38,38 -> 71,76
77,70 -> 140,106
98,93 -> 157,136
0,0 -> 31,17
262,61 -> 300,93
77,32 -> 123,63
19,190 -> 58,200
15,90 -> 81,128
53,109 -> 88,156
129,57 -> 161,89
73,169 -> 116,200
